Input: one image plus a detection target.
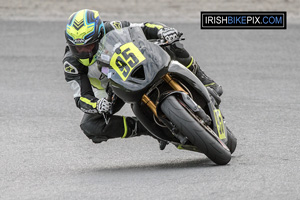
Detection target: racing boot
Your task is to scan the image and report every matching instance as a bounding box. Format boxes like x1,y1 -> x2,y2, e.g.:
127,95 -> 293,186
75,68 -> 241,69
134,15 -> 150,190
159,140 -> 168,150
189,60 -> 223,97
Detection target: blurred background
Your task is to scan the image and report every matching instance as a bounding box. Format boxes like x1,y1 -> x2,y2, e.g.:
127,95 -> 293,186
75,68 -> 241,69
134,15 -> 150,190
1,1 -> 299,199
1,0 -> 299,22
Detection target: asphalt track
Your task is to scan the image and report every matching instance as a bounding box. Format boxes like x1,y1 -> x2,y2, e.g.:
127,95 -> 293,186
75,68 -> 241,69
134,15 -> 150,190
0,20 -> 299,200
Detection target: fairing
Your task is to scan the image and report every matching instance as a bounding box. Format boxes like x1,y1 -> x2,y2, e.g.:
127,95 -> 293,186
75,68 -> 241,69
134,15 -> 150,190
98,27 -> 170,103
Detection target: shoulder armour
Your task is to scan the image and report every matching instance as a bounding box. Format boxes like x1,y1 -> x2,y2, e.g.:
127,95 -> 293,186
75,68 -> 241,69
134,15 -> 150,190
63,46 -> 88,74
104,21 -> 131,32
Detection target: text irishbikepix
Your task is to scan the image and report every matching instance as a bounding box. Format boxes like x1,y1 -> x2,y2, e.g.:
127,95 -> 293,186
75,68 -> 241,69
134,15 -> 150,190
201,12 -> 286,29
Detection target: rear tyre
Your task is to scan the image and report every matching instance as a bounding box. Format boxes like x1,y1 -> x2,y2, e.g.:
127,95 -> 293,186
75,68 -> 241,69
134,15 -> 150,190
161,95 -> 231,165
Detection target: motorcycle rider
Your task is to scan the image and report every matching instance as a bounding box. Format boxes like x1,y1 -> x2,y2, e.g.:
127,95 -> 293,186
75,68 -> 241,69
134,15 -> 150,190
63,9 -> 223,149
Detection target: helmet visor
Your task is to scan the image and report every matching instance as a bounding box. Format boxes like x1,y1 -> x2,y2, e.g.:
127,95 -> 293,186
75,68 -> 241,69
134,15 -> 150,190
69,42 -> 98,59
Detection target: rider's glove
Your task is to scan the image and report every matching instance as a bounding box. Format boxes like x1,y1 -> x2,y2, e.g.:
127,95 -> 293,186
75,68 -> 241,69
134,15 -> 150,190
97,98 -> 112,114
158,27 -> 179,43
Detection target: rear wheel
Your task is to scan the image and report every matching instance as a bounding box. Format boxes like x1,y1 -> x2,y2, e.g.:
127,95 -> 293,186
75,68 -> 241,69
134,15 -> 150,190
161,95 -> 231,165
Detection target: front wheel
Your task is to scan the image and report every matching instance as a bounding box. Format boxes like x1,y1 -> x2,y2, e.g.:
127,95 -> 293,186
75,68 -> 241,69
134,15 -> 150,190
161,95 -> 231,165
226,126 -> 237,154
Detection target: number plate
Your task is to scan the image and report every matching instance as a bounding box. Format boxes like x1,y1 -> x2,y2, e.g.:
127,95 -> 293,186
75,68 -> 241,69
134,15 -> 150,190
110,42 -> 146,81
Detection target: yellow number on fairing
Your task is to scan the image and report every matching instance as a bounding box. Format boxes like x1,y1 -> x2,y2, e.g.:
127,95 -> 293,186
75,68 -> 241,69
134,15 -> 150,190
213,109 -> 226,139
110,42 -> 146,81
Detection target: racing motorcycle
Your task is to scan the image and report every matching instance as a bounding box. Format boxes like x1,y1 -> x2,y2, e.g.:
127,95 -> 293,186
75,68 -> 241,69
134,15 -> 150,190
98,27 -> 237,165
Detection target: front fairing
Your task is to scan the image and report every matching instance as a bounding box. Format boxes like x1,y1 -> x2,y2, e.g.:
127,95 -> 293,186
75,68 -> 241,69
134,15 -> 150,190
98,27 -> 170,103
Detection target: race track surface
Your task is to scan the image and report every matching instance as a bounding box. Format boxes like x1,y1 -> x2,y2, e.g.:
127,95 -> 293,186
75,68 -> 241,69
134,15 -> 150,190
0,20 -> 299,199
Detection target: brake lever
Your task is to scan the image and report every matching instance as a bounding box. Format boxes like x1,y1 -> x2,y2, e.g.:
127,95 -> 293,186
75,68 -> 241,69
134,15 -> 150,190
158,35 -> 185,47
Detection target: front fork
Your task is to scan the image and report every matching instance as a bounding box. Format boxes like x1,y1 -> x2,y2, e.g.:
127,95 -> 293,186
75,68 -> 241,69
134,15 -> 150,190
141,74 -> 211,144
141,74 -> 188,143
141,74 -> 186,117
142,73 -> 209,121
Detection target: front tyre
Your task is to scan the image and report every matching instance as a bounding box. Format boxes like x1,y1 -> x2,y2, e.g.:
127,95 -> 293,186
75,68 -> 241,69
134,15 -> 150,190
226,126 -> 237,154
161,95 -> 231,165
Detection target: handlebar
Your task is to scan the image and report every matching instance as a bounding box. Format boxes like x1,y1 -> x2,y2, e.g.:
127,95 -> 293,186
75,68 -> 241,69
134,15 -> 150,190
151,32 -> 185,47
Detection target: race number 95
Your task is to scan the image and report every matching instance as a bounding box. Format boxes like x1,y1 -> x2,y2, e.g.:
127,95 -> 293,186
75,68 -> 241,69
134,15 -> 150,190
110,42 -> 146,81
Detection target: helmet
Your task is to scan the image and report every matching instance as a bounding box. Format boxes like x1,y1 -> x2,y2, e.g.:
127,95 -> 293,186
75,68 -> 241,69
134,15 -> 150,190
65,9 -> 105,66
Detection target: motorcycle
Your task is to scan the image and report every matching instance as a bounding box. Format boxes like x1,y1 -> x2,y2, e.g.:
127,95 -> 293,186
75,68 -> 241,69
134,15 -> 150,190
98,27 -> 237,165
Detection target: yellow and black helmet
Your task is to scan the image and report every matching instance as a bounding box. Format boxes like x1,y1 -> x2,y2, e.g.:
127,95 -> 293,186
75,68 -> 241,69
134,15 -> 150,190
65,9 -> 105,66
